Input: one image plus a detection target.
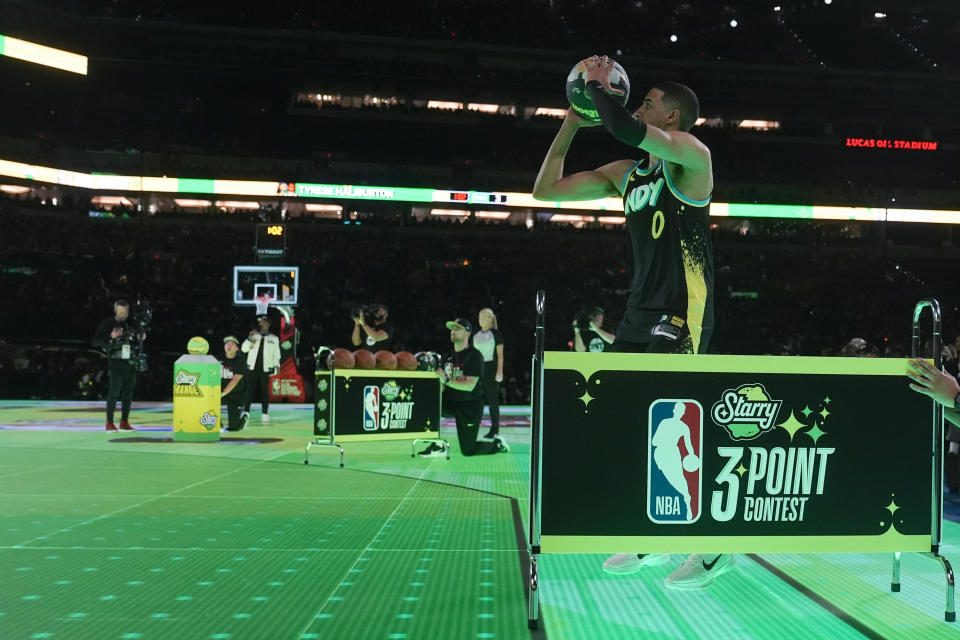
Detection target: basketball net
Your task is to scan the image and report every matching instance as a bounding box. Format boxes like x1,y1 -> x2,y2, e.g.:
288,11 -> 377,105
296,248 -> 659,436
254,295 -> 271,316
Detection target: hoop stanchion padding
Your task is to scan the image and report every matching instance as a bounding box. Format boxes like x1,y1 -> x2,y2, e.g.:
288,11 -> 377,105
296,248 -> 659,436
539,352 -> 933,554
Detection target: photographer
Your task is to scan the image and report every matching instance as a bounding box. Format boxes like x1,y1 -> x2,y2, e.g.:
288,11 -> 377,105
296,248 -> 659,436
574,307 -> 615,353
351,304 -> 393,353
92,300 -> 143,431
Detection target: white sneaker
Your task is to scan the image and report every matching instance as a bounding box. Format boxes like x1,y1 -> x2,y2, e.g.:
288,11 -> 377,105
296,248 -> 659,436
261,413 -> 271,423
602,553 -> 670,575
664,554 -> 733,590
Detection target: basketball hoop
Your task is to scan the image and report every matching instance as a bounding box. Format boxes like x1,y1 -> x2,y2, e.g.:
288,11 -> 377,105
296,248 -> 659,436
254,294 -> 272,316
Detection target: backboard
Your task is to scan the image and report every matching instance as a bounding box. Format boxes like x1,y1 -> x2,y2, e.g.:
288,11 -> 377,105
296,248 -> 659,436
233,266 -> 299,307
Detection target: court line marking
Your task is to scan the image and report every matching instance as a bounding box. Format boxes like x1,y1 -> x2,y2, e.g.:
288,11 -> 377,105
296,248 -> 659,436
0,545 -> 520,553
296,465 -> 431,638
13,449 -> 291,547
748,554 -> 887,640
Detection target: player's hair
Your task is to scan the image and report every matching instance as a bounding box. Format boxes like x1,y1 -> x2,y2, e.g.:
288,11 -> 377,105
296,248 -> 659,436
479,308 -> 498,330
652,81 -> 699,132
114,299 -> 129,308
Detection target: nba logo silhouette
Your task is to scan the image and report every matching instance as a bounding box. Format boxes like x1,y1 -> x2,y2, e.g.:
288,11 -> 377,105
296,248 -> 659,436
363,385 -> 380,431
647,399 -> 703,524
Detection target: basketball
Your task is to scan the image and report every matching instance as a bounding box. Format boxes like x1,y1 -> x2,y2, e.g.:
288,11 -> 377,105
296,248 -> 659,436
327,348 -> 355,369
353,349 -> 376,369
414,351 -> 439,372
186,336 -> 209,355
682,454 -> 700,473
375,350 -> 398,370
565,57 -> 630,122
395,351 -> 418,371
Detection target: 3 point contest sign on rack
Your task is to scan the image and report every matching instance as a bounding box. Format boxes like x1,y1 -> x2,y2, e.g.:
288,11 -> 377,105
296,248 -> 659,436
539,353 -> 933,554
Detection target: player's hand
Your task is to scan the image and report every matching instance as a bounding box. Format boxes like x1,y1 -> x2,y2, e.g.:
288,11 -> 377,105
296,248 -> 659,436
583,55 -> 625,96
907,358 -> 960,408
495,371 -> 504,383
564,107 -> 602,128
110,328 -> 124,339
249,330 -> 259,340
435,367 -> 448,383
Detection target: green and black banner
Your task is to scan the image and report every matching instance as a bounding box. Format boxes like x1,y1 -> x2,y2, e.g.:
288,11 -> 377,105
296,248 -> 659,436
541,353 -> 934,553
314,370 -> 441,438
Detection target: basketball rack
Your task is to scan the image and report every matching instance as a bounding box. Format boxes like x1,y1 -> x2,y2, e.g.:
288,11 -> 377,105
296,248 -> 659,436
892,298 -> 954,621
305,366 -> 344,467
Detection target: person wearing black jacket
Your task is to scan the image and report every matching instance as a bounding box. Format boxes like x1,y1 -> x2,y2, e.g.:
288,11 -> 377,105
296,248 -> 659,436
91,300 -> 142,431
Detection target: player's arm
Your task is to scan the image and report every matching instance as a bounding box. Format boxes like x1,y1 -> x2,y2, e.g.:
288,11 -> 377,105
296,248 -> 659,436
573,328 -> 587,352
585,80 -> 710,173
222,374 -> 243,397
533,109 -> 635,202
907,358 -> 960,428
360,324 -> 388,343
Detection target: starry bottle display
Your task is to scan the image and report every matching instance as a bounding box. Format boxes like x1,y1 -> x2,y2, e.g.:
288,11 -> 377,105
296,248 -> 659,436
172,350 -> 222,442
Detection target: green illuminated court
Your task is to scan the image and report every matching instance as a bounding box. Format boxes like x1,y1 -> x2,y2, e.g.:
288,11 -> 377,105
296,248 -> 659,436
1,401 -> 958,639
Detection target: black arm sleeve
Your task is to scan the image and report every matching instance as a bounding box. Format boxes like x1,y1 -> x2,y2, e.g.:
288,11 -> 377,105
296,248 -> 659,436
586,81 -> 647,147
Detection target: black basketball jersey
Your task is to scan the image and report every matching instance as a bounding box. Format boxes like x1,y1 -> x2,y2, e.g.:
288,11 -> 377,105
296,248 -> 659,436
617,158 -> 714,353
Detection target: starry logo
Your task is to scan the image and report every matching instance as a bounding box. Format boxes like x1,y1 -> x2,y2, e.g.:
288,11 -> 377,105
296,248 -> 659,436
199,412 -> 218,430
173,370 -> 202,397
710,384 -> 782,440
381,380 -> 402,402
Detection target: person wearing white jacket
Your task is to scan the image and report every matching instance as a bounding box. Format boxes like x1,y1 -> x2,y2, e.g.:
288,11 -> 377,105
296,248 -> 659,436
241,315 -> 281,423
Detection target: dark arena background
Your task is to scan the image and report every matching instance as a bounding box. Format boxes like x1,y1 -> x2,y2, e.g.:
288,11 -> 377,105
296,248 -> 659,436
2,1 -> 960,638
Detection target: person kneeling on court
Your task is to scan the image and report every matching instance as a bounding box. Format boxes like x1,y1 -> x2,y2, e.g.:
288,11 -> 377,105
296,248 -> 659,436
418,317 -> 509,458
220,336 -> 248,431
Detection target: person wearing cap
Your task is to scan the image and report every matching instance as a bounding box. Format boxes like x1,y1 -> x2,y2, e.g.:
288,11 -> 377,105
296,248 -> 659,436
241,315 -> 281,424
419,317 -> 509,457
220,335 -> 249,431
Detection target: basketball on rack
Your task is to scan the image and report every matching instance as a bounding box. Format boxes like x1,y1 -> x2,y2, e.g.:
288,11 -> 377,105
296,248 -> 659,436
353,349 -> 376,369
327,348 -> 355,369
565,56 -> 630,122
374,351 -> 398,370
395,351 -> 418,371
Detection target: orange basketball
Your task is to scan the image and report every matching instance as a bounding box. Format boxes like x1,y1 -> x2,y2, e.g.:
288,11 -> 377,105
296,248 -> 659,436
327,348 -> 355,369
375,350 -> 398,370
395,351 -> 418,371
353,349 -> 376,369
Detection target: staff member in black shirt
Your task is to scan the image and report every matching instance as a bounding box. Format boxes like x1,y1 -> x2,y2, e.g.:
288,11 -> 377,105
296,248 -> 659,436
91,300 -> 141,431
220,336 -> 248,431
472,308 -> 504,440
419,317 -> 509,457
574,307 -> 615,353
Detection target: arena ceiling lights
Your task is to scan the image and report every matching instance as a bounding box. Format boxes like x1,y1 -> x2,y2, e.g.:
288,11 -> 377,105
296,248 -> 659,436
0,35 -> 87,75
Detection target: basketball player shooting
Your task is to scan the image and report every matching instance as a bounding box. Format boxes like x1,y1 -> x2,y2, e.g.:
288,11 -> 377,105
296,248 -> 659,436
534,54 -> 714,355
534,55 -> 729,589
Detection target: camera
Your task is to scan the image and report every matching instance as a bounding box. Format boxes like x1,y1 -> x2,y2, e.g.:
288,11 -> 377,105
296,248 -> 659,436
129,297 -> 152,372
351,303 -> 384,322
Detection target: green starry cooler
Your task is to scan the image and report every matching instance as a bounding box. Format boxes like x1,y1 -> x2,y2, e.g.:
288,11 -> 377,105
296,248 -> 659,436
172,354 -> 221,442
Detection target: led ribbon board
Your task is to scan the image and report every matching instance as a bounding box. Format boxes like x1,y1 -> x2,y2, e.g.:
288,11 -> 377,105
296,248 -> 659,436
3,157 -> 960,223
